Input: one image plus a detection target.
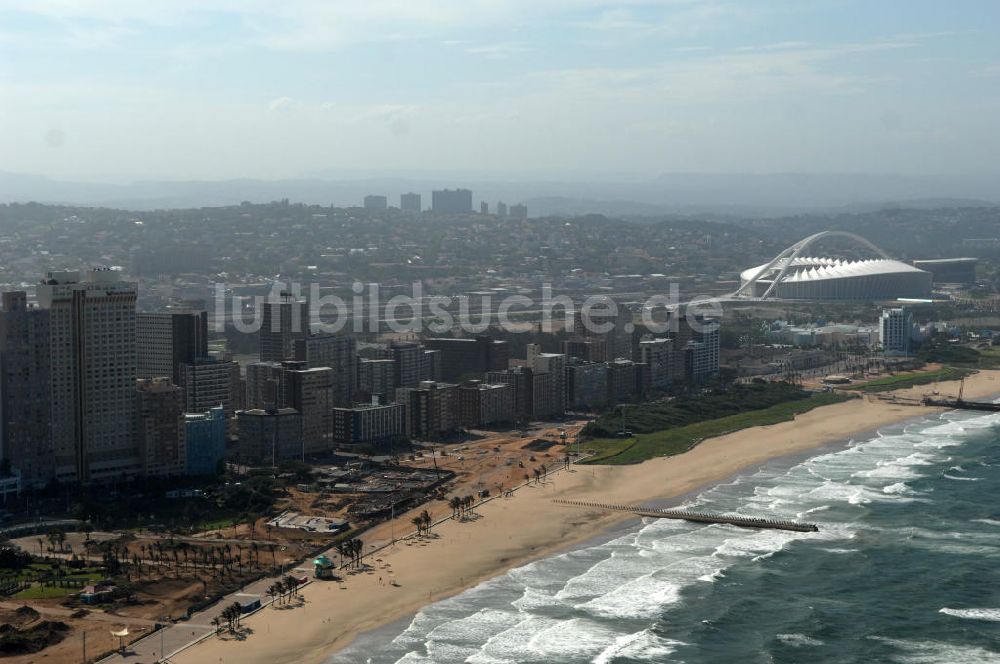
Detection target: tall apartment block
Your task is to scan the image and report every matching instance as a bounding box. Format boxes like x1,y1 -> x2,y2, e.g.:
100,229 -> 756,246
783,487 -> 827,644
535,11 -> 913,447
259,297 -> 310,362
179,357 -> 238,422
423,336 -> 509,382
294,333 -> 356,406
285,366 -> 334,455
880,307 -> 914,356
137,310 -> 208,383
185,405 -> 226,475
395,381 -> 458,440
0,292 -> 52,485
363,195 -> 388,210
431,188 -> 473,214
37,269 -> 140,483
400,192 -> 422,213
136,378 -> 186,477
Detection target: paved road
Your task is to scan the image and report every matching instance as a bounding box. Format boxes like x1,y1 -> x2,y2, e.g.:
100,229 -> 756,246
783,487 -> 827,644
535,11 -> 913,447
97,565 -> 312,663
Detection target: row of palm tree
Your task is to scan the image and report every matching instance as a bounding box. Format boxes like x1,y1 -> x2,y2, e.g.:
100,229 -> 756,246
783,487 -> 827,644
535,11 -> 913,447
214,601 -> 245,633
525,464 -> 548,485
448,495 -> 477,519
410,510 -> 433,536
335,538 -> 365,569
266,575 -> 301,606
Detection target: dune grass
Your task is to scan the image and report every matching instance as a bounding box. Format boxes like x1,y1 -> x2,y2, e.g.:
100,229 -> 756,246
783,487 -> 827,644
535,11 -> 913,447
581,391 -> 852,465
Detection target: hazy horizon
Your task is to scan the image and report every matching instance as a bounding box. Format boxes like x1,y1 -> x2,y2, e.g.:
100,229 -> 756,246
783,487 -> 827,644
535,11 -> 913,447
2,1 -> 1000,183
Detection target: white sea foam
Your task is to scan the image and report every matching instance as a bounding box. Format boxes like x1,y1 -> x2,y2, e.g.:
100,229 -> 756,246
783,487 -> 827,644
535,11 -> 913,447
973,518 -> 1000,527
591,630 -> 684,663
883,482 -> 912,495
870,636 -> 1000,663
357,409 -> 999,664
575,574 -> 682,619
939,607 -> 1000,622
776,633 -> 824,647
943,473 -> 981,481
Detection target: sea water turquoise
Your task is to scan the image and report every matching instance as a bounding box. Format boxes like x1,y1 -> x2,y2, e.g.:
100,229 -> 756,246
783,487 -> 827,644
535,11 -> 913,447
329,409 -> 1000,663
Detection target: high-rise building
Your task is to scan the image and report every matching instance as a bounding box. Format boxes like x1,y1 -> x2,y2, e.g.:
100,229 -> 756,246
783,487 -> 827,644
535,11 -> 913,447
332,403 -> 406,448
358,358 -> 395,402
400,192 -> 422,212
179,357 -> 237,422
391,341 -> 422,389
0,291 -> 52,485
245,361 -> 286,409
509,203 -> 528,219
638,338 -> 673,389
880,307 -> 914,356
669,314 -> 719,383
457,381 -> 514,427
285,366 -> 334,455
496,201 -> 508,218
565,359 -> 608,411
294,333 -> 356,406
607,358 -> 644,403
259,296 -> 309,362
395,381 -> 458,440
431,188 -> 473,214
480,201 -> 489,215
420,349 -> 442,382
485,367 -> 534,421
37,269 -> 139,483
185,405 -> 226,475
562,338 -> 608,363
237,408 -> 303,464
573,302 -> 633,360
363,195 -> 388,210
423,336 -> 509,382
135,378 -> 186,477
137,310 -> 208,383
526,344 -> 566,415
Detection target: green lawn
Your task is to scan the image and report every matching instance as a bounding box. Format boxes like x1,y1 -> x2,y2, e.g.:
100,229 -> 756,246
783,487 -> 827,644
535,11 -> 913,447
846,366 -> 974,393
581,391 -> 853,465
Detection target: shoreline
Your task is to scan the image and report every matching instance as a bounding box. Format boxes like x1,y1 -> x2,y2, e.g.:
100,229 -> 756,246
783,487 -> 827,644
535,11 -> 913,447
174,370 -> 1000,664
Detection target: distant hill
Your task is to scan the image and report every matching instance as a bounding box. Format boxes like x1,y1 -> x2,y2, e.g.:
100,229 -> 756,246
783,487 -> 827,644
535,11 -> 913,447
0,170 -> 995,217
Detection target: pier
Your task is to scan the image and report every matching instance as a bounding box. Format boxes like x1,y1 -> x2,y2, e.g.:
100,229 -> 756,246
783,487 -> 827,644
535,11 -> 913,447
554,499 -> 819,533
921,398 -> 1000,412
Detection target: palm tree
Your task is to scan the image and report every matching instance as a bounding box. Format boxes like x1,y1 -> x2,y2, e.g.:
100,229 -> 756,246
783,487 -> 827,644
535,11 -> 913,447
411,516 -> 424,537
448,496 -> 461,518
352,539 -> 364,568
211,616 -> 221,634
420,510 -> 432,533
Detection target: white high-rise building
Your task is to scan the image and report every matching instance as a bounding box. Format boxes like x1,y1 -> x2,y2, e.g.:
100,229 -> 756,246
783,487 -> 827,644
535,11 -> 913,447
880,307 -> 914,356
37,269 -> 139,483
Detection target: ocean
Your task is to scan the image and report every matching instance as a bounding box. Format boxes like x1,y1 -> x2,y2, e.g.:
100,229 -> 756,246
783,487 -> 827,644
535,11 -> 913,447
328,409 -> 1000,663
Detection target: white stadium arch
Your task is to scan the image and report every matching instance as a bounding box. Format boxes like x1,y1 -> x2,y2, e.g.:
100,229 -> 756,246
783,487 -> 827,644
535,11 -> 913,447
733,231 -> 932,301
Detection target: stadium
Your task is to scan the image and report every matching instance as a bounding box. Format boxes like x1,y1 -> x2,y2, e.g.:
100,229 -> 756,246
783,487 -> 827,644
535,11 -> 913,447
734,231 -> 933,301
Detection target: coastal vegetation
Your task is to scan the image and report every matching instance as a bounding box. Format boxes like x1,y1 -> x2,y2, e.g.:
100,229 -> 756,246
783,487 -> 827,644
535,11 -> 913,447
581,384 -> 852,465
846,366 -> 974,393
917,342 -> 1000,369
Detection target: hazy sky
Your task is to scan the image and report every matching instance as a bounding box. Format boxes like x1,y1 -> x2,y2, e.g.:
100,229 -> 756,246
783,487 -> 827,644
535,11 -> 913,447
1,0 -> 999,182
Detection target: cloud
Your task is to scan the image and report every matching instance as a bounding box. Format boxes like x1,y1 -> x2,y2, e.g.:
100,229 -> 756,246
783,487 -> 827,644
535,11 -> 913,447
268,96 -> 295,112
464,42 -> 533,59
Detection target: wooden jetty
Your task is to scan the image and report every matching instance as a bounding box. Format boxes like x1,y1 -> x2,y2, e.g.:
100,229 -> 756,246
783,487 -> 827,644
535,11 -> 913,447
554,499 -> 819,533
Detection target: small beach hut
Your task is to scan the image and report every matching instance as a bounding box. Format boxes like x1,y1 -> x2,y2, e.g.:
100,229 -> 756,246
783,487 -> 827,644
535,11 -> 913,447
313,555 -> 336,579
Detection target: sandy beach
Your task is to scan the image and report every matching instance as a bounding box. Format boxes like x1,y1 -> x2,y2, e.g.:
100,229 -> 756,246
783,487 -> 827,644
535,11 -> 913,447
174,370 -> 1000,664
